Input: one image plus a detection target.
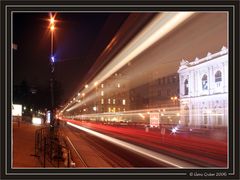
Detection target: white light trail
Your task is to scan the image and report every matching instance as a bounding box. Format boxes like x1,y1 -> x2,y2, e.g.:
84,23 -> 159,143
64,12 -> 195,112
67,122 -> 194,168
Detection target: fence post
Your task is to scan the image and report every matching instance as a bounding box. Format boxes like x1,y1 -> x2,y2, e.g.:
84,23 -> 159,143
58,144 -> 60,167
43,137 -> 46,167
36,132 -> 40,156
68,150 -> 70,167
34,131 -> 37,156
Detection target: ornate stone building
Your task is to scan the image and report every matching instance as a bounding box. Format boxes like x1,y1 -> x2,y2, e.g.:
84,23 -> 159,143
178,46 -> 228,128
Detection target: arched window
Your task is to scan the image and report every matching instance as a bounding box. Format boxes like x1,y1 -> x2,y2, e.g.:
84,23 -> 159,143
202,74 -> 208,90
184,79 -> 189,95
215,70 -> 222,82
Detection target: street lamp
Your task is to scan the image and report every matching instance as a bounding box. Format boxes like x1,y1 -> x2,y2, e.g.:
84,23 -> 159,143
49,13 -> 56,133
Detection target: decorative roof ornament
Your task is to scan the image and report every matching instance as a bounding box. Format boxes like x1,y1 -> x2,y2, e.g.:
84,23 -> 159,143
178,59 -> 189,72
207,52 -> 212,56
205,52 -> 212,60
221,46 -> 227,51
180,59 -> 189,66
220,46 -> 228,55
178,45 -> 228,72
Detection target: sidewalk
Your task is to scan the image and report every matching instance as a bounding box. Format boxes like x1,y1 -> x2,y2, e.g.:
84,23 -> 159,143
13,121 -> 44,168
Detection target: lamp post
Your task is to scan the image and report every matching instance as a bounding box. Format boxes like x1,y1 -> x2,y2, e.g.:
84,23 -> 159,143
49,14 -> 56,133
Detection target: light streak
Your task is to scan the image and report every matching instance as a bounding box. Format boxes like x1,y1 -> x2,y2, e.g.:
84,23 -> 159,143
67,122 -> 194,168
63,12 -> 194,112
138,113 -> 145,119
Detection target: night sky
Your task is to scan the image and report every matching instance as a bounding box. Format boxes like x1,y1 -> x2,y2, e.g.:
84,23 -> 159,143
13,12 -> 129,106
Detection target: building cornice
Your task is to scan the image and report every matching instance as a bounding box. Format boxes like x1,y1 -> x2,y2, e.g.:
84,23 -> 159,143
178,46 -> 228,72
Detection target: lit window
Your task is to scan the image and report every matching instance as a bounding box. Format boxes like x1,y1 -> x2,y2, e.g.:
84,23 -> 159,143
202,74 -> 208,90
101,99 -> 104,104
108,99 -> 111,104
184,79 -> 189,95
215,70 -> 222,82
215,70 -> 222,87
113,99 -> 116,104
101,91 -> 104,96
117,83 -> 120,88
108,107 -> 111,112
101,84 -> 104,88
122,99 -> 126,105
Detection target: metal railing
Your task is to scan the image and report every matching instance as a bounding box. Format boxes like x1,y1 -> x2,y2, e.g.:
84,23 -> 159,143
34,127 -> 72,167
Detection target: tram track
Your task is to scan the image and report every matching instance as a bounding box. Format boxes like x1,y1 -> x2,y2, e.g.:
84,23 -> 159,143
62,124 -> 175,167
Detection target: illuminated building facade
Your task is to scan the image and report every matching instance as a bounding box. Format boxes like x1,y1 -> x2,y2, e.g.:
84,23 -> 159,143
94,72 -> 130,114
178,47 -> 228,128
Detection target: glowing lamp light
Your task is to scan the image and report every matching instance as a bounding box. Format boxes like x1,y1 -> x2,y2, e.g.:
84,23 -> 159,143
32,117 -> 42,125
50,17 -> 55,24
50,25 -> 55,31
171,127 -> 178,135
51,56 -> 55,63
172,128 -> 177,133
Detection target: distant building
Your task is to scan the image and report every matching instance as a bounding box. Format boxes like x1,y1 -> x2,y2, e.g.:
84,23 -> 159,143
148,73 -> 179,108
129,83 -> 149,110
94,72 -> 130,115
178,46 -> 228,128
129,73 -> 179,110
